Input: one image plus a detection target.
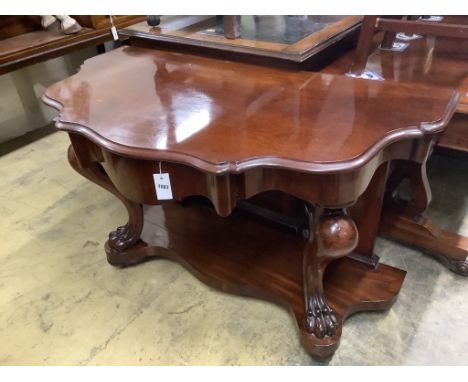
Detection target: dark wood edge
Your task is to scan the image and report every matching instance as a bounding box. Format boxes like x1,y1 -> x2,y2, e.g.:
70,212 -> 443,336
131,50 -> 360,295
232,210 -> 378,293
376,18 -> 468,39
0,33 -> 111,75
0,17 -> 146,75
119,28 -> 300,62
456,103 -> 468,114
41,90 -> 459,175
119,18 -> 362,63
294,22 -> 363,62
421,92 -> 461,132
284,16 -> 363,56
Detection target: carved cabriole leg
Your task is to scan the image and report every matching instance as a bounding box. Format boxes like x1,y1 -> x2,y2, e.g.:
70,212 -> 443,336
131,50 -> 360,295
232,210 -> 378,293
381,159 -> 468,276
67,144 -> 144,267
303,206 -> 359,338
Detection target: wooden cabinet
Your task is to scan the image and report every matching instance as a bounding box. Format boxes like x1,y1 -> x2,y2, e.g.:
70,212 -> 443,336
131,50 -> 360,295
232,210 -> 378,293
0,15 -> 146,75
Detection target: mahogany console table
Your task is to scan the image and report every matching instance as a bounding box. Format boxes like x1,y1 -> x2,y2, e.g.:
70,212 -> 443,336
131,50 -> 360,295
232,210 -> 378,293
42,46 -> 457,358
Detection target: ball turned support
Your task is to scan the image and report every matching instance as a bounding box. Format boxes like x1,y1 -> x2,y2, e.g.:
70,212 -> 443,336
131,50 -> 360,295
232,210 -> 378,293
303,206 -> 359,338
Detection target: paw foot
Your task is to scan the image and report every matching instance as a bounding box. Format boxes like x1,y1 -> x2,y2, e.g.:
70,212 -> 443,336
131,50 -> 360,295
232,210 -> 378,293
306,294 -> 338,338
452,259 -> 468,276
108,224 -> 134,250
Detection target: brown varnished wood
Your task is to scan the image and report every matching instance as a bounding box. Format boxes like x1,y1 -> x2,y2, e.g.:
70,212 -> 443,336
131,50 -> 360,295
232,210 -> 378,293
0,16 -> 146,75
380,214 -> 468,275
42,46 -> 456,357
96,144 -> 429,214
125,26 -> 361,73
303,206 -> 358,339
384,160 -> 433,220
42,46 -> 457,175
326,16 -> 468,113
322,17 -> 468,275
377,18 -> 468,39
371,35 -> 468,100
109,202 -> 406,359
348,16 -> 468,77
110,17 -> 468,282
458,77 -> 468,113
67,138 -> 144,256
228,160 -> 390,269
74,133 -> 414,272
381,156 -> 468,275
349,16 -> 378,75
119,20 -> 468,278
438,113 -> 468,152
349,161 -> 390,267
62,131 -> 408,357
120,16 -> 363,63
0,16 -> 42,39
379,16 -> 403,50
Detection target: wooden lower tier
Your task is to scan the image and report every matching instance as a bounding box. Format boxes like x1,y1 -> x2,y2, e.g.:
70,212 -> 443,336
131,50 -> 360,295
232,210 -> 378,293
381,213 -> 468,276
105,203 -> 406,358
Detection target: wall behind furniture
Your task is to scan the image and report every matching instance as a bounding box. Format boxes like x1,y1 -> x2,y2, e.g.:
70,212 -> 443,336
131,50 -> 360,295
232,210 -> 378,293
0,46 -> 99,143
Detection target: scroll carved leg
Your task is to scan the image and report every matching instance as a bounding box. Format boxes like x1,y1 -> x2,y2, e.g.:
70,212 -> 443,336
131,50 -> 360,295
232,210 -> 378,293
67,145 -> 144,266
382,160 -> 468,276
384,160 -> 431,219
303,206 -> 358,338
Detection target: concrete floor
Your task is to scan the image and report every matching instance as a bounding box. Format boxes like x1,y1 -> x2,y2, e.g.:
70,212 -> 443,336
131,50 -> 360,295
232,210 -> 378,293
0,132 -> 467,365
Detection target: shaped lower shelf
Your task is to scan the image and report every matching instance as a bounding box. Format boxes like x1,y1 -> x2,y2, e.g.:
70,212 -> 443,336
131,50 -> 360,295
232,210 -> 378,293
106,203 -> 406,358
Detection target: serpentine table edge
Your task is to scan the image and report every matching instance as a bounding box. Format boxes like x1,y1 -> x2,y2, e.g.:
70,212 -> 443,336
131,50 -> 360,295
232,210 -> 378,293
41,46 -> 459,358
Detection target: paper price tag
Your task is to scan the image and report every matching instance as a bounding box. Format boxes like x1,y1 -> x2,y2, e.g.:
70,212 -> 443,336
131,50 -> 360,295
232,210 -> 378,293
111,26 -> 119,41
153,173 -> 173,200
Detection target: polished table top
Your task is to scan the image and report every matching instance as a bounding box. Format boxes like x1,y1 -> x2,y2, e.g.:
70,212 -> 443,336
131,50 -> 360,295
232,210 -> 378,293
43,46 -> 457,174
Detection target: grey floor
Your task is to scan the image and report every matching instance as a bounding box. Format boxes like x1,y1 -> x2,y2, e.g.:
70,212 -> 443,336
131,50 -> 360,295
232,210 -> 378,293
0,132 -> 467,365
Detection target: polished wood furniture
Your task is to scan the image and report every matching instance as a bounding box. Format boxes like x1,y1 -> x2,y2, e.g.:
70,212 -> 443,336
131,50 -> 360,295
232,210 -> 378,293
344,16 -> 468,114
324,16 -> 468,275
0,15 -> 145,75
120,16 -> 468,277
328,17 -> 468,149
438,113 -> 468,152
120,15 -> 362,68
349,16 -> 468,76
142,202 -> 406,357
42,46 -> 457,357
